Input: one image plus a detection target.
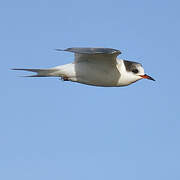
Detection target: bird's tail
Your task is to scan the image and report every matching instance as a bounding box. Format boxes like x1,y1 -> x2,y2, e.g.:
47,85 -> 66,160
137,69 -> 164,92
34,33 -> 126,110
12,68 -> 61,77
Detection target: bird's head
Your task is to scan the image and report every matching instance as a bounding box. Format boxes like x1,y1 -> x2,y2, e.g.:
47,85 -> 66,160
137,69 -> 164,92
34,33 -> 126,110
118,60 -> 155,86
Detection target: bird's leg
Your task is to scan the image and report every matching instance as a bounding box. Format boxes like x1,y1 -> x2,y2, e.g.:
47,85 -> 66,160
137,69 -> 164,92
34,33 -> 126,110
60,76 -> 69,81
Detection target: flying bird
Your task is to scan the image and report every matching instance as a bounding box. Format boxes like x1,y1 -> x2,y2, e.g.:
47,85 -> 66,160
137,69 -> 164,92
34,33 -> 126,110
13,47 -> 155,87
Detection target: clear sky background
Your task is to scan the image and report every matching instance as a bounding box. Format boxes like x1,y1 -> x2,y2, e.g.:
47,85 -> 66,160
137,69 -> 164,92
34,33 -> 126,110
1,0 -> 180,179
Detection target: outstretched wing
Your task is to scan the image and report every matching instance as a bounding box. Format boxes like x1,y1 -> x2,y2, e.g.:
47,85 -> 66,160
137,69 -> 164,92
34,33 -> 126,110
56,47 -> 121,63
58,47 -> 121,55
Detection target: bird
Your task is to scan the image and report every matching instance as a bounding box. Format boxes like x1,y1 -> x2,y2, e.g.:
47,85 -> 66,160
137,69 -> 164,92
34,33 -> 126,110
12,47 -> 155,87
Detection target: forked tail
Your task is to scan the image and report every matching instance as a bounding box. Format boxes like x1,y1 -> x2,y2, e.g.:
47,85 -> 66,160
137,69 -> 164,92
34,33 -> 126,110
12,68 -> 61,77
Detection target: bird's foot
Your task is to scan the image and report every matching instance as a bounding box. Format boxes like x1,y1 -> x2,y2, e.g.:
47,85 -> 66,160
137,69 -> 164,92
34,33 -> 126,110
60,76 -> 69,81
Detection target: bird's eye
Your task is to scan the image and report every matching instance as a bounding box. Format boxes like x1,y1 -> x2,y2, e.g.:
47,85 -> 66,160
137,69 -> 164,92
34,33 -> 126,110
132,69 -> 139,74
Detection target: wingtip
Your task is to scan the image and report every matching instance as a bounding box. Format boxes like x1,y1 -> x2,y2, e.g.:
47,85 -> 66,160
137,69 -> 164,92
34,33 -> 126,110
11,68 -> 28,71
55,48 -> 64,51
11,68 -> 21,70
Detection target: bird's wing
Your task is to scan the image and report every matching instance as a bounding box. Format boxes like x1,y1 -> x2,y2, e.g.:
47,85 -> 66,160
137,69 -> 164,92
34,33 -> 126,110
56,47 -> 121,63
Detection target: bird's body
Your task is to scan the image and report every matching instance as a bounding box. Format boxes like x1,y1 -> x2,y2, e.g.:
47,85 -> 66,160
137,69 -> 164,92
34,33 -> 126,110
13,47 -> 155,87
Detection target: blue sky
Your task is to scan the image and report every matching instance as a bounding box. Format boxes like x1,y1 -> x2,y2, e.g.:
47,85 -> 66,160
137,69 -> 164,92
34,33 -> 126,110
1,0 -> 180,179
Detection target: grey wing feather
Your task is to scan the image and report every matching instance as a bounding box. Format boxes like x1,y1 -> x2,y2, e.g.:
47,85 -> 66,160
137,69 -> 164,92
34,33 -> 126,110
56,47 -> 121,55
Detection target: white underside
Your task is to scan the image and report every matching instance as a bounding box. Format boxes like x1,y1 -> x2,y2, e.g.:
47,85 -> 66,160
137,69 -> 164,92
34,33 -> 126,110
52,59 -> 141,87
